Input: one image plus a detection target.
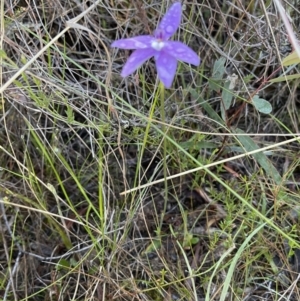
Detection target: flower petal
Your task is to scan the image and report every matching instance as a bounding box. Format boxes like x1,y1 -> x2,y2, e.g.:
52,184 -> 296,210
156,2 -> 181,40
121,48 -> 156,77
155,53 -> 177,88
164,41 -> 200,66
111,35 -> 155,49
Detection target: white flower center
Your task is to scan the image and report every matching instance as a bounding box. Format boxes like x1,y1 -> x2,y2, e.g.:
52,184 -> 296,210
151,40 -> 165,51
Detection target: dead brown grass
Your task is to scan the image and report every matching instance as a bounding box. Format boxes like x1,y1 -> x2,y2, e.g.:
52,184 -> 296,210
1,0 -> 300,300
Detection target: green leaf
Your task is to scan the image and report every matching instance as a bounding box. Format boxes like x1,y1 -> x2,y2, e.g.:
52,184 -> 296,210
142,239 -> 161,255
0,49 -> 7,59
209,57 -> 226,92
252,95 -> 272,114
243,74 -> 254,84
212,57 -> 226,78
221,80 -> 233,120
191,237 -> 200,245
208,78 -> 223,92
56,258 -> 70,271
282,51 -> 300,66
222,81 -> 233,110
268,51 -> 300,83
269,73 -> 300,83
234,128 -> 282,184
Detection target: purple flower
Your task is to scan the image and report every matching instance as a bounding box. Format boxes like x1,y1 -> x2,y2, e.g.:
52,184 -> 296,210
111,2 -> 200,88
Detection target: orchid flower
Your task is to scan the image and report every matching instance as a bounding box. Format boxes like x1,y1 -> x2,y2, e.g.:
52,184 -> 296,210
111,2 -> 200,88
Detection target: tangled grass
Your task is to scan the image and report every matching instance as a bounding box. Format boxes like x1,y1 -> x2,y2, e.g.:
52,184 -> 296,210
1,0 -> 300,300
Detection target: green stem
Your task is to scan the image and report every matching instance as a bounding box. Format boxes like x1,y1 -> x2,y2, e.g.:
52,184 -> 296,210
159,82 -> 168,228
